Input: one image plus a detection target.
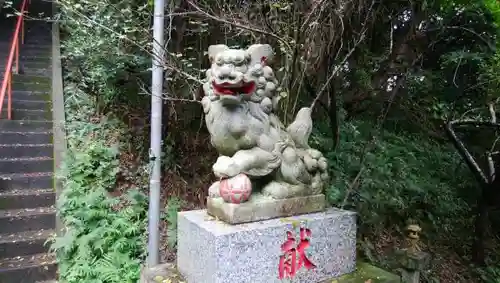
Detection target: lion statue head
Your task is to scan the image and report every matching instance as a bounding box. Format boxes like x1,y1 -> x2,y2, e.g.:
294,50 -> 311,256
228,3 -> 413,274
202,44 -> 281,114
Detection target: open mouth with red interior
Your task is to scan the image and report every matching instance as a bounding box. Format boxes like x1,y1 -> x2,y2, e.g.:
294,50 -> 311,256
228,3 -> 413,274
212,81 -> 256,96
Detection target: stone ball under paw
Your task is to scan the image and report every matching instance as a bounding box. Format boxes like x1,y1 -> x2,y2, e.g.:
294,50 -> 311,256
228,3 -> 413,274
219,173 -> 252,204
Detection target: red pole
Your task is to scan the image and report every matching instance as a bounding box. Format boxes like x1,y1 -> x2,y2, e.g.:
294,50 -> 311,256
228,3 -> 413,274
7,74 -> 11,120
0,0 -> 28,119
21,17 -> 24,44
15,40 -> 19,74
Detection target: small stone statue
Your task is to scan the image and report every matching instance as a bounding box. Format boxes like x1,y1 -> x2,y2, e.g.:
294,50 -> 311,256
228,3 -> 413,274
405,224 -> 422,253
397,223 -> 430,283
201,44 -> 329,203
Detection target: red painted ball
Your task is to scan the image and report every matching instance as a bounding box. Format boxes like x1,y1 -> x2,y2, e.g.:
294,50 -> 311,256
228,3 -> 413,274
219,173 -> 252,204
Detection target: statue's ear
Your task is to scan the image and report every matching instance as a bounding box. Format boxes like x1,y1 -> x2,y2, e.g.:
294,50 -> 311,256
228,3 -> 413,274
208,44 -> 229,63
246,44 -> 274,66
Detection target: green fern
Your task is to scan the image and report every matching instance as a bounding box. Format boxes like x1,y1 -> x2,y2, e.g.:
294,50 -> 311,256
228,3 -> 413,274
51,89 -> 148,283
162,197 -> 184,248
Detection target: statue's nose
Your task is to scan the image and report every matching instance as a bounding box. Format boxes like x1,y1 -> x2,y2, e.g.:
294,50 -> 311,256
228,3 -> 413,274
218,66 -> 236,80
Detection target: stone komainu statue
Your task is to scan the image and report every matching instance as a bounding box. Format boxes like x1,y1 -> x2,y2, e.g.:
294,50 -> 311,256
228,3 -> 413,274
201,44 -> 329,201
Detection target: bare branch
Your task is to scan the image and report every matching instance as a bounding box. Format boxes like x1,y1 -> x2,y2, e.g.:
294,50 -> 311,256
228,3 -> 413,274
310,0 -> 375,110
186,0 -> 292,51
310,31 -> 367,110
489,103 -> 497,124
137,81 -> 200,104
162,96 -> 201,104
163,64 -> 204,85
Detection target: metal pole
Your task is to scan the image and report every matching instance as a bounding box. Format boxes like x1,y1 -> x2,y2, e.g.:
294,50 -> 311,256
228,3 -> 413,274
147,0 -> 165,267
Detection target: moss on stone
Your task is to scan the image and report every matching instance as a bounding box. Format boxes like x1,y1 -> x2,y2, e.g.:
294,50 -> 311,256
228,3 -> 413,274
321,262 -> 400,283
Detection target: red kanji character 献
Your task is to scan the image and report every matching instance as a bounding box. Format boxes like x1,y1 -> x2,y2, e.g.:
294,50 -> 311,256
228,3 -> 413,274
278,227 -> 316,280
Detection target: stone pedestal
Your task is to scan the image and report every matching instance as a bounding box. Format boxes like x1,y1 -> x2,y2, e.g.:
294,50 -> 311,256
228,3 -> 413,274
396,250 -> 431,283
177,208 -> 357,283
207,193 -> 326,224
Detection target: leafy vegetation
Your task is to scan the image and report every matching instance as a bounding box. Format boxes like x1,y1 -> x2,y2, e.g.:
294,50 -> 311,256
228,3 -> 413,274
162,197 -> 184,249
51,85 -> 149,282
51,1 -> 151,280
320,121 -> 473,236
52,0 -> 500,282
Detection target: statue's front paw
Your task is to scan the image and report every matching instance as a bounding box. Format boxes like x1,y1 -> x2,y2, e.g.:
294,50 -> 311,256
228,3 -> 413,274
213,156 -> 241,178
201,96 -> 211,113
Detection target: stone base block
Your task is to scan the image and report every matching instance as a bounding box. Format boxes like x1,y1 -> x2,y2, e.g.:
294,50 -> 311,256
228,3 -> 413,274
177,208 -> 357,283
206,193 -> 326,224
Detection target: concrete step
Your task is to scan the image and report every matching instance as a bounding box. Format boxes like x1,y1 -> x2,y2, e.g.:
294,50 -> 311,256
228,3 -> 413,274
0,10 -> 51,25
0,43 -> 51,52
19,54 -> 52,61
1,60 -> 51,67
0,172 -> 53,190
0,229 -> 54,258
0,27 -> 52,35
0,143 -> 53,158
0,49 -> 52,60
18,54 -> 52,62
0,22 -> 51,32
0,120 -> 52,131
0,23 -> 51,32
0,188 -> 54,209
0,253 -> 56,283
0,67 -> 51,75
11,109 -> 52,121
18,49 -> 52,58
1,68 -> 50,78
10,90 -> 51,101
19,68 -> 51,77
0,60 -> 52,69
11,75 -> 51,83
0,130 -> 52,144
10,82 -> 51,92
0,157 -> 53,174
11,75 -> 51,91
0,37 -> 52,46
0,58 -> 52,74
11,73 -> 50,82
0,64 -> 50,75
0,206 -> 55,233
25,12 -> 54,19
3,99 -> 51,110
0,24 -> 51,32
12,67 -> 51,77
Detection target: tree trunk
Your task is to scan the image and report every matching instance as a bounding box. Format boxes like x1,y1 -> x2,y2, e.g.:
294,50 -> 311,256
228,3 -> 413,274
472,189 -> 488,266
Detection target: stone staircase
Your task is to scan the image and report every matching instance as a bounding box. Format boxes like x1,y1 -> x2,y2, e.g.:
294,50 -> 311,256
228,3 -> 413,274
0,0 -> 57,282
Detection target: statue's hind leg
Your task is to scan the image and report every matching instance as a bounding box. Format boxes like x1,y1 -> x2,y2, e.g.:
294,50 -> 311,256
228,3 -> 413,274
212,147 -> 281,178
261,181 -> 307,199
